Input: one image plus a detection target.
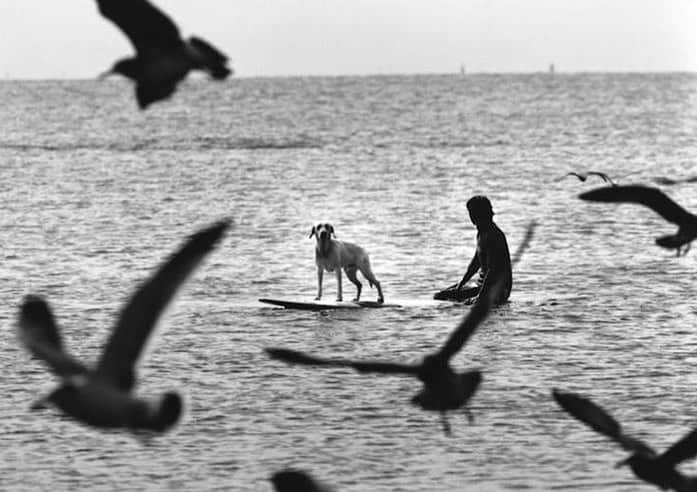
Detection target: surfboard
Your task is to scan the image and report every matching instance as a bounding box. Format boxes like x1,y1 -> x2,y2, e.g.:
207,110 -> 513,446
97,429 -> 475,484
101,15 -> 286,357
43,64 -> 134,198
259,298 -> 402,311
433,284 -> 479,302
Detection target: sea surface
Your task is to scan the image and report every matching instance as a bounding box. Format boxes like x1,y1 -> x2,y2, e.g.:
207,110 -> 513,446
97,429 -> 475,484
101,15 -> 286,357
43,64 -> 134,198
0,73 -> 696,491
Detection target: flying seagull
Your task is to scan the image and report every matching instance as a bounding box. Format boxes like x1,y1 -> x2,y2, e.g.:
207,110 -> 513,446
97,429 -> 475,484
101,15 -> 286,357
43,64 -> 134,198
560,172 -> 617,186
96,0 -> 232,109
653,175 -> 697,186
18,220 -> 230,432
553,389 -> 697,491
579,185 -> 697,255
266,275 -> 506,436
271,469 -> 333,492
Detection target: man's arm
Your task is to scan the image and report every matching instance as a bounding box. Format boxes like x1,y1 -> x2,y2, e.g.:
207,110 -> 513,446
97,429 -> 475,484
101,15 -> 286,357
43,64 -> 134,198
456,252 -> 480,290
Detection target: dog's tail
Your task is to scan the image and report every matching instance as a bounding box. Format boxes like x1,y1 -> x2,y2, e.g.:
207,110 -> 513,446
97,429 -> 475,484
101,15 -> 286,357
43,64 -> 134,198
362,258 -> 377,289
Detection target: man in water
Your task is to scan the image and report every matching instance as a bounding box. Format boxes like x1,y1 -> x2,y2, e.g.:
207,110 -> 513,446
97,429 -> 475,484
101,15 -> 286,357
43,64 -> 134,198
435,196 -> 512,305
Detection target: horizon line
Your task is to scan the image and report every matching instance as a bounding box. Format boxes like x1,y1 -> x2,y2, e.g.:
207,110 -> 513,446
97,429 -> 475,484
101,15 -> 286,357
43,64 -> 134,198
1,69 -> 696,82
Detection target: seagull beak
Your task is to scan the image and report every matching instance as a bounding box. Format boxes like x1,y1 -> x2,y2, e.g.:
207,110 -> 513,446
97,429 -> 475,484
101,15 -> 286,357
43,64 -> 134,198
97,69 -> 113,80
614,457 -> 630,469
30,395 -> 50,410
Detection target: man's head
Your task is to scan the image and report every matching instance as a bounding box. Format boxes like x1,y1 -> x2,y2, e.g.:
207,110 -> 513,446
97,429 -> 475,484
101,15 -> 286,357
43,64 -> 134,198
466,196 -> 494,225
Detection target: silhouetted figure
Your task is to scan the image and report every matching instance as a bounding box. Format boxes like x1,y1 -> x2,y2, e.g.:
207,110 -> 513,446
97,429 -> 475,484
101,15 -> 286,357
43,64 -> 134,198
579,185 -> 697,256
562,172 -> 617,186
435,196 -> 512,304
266,275 -> 506,435
271,469 -> 333,492
96,0 -> 232,108
553,389 -> 697,491
18,220 -> 230,432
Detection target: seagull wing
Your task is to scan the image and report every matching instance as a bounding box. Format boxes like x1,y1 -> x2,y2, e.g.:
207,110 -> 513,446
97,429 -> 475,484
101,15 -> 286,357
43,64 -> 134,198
265,348 -> 419,375
579,185 -> 694,226
587,172 -> 615,185
94,220 -> 230,391
552,389 -> 655,454
96,0 -> 183,57
564,172 -> 587,182
658,428 -> 697,466
17,296 -> 87,377
511,221 -> 537,268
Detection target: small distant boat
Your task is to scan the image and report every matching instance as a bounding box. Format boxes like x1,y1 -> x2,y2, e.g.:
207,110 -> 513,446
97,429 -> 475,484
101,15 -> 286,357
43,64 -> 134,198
549,63 -> 555,75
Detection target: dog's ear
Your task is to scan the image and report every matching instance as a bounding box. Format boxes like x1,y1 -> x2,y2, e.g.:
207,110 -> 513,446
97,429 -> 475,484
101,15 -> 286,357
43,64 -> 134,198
309,226 -> 316,238
329,225 -> 335,237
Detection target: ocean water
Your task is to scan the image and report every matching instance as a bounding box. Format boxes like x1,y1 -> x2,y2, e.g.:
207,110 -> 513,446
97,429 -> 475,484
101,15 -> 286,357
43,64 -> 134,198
0,73 -> 696,491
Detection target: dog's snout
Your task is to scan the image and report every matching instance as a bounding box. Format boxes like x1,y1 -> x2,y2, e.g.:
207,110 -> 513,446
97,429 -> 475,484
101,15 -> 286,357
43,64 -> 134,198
314,224 -> 332,240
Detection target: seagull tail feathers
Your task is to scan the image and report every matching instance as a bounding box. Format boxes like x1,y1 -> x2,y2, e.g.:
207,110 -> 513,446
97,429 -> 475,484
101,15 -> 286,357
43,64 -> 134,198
189,36 -> 232,79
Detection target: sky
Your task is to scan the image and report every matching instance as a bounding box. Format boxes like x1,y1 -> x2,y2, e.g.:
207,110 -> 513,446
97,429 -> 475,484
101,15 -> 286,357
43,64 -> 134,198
0,0 -> 696,78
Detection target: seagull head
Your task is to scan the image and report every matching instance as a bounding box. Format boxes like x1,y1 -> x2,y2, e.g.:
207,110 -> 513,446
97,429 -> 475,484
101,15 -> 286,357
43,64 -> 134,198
99,58 -> 142,81
146,391 -> 183,432
271,469 -> 328,492
615,456 -> 632,469
655,231 -> 695,256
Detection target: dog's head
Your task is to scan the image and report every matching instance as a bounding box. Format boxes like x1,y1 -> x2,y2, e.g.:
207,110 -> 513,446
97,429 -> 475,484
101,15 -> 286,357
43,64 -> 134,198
309,223 -> 335,244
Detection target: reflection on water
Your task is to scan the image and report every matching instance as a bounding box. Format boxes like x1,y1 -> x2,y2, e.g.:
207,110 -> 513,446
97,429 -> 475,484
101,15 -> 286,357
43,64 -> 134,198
0,74 -> 696,491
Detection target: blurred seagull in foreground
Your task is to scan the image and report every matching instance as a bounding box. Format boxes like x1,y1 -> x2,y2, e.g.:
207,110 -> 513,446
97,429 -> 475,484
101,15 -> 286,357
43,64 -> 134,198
266,274 -> 507,436
560,171 -> 617,186
271,469 -> 333,492
18,220 -> 230,433
96,0 -> 232,109
553,389 -> 697,492
579,185 -> 697,256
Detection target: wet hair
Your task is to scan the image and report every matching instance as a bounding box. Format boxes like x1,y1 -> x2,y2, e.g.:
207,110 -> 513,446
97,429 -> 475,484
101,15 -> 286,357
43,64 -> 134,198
466,195 -> 494,221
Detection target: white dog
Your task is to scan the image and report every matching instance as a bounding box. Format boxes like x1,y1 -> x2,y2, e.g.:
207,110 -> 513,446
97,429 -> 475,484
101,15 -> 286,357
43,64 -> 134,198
310,223 -> 384,303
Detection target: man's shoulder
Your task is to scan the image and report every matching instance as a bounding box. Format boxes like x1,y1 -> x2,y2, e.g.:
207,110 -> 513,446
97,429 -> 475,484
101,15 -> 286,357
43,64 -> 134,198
490,222 -> 508,239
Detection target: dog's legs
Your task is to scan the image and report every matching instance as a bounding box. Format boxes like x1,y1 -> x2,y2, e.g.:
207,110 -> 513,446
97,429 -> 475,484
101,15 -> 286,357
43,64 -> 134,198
359,259 -> 384,304
345,266 -> 362,302
373,280 -> 384,304
335,268 -> 343,302
315,267 -> 323,300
